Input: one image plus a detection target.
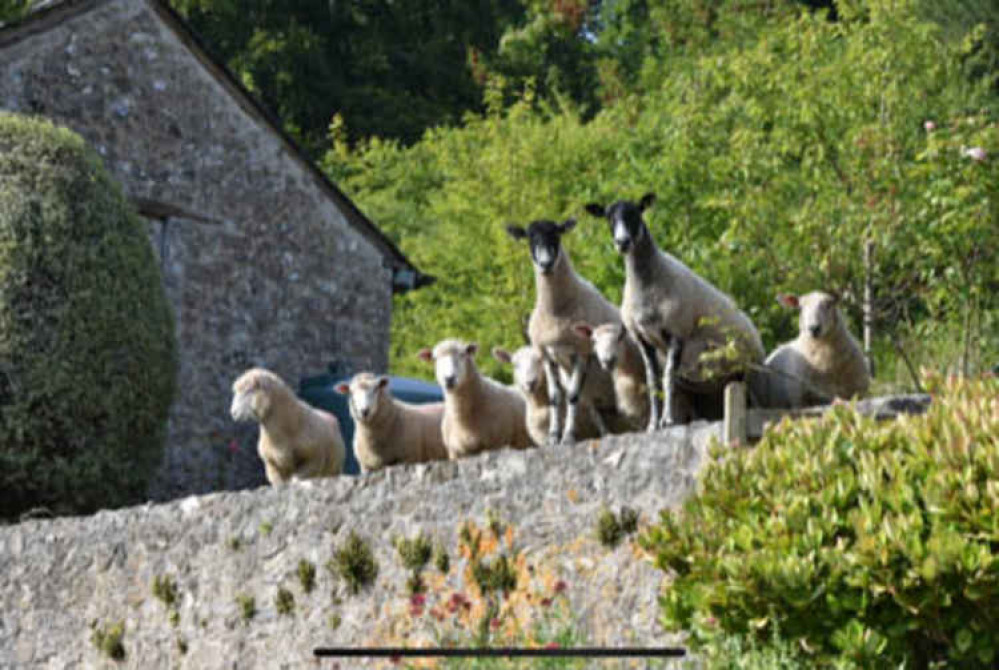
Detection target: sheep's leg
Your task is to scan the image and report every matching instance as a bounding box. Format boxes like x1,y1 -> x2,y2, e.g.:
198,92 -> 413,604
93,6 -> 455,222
542,356 -> 564,446
562,353 -> 587,444
633,332 -> 662,432
660,335 -> 684,428
585,400 -> 608,436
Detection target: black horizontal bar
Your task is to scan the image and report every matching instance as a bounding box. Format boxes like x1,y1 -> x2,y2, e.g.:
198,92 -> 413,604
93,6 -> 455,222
314,647 -> 685,658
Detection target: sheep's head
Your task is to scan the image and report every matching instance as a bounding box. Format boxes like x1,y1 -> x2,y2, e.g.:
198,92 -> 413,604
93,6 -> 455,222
494,346 -> 545,397
585,193 -> 656,254
576,322 -> 627,372
419,340 -> 478,392
779,292 -> 841,340
505,219 -> 576,275
230,368 -> 280,422
334,373 -> 389,423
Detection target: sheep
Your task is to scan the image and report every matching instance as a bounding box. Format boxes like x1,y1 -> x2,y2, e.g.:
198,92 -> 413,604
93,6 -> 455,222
506,218 -> 620,444
751,291 -> 871,408
417,339 -> 532,458
333,372 -> 448,473
230,367 -> 345,484
492,346 -> 602,446
572,322 -> 651,430
584,193 -> 765,429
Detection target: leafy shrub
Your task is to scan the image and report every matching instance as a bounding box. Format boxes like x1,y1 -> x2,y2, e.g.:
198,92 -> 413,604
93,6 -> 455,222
596,505 -> 639,548
328,531 -> 379,595
434,542 -> 451,574
641,373 -> 999,667
235,593 -> 256,623
151,574 -> 179,609
0,113 -> 177,518
274,587 -> 295,616
472,553 -> 518,595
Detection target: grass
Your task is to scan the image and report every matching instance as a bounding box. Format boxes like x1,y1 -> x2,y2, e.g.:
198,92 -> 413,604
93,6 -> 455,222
236,593 -> 256,623
90,620 -> 125,661
275,587 -> 295,616
328,531 -> 379,595
297,559 -> 316,594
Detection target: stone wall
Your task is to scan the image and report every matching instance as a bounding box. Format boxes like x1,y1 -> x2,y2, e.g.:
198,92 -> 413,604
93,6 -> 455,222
0,0 -> 397,500
1,423 -> 720,669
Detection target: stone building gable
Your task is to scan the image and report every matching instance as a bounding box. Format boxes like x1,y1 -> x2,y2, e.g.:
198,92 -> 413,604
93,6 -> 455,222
0,0 -> 428,499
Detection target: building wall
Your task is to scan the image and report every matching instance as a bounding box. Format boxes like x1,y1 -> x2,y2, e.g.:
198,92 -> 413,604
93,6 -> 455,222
0,0 -> 394,499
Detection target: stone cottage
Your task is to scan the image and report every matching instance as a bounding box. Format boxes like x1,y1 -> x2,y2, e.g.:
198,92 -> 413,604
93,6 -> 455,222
0,0 -> 433,500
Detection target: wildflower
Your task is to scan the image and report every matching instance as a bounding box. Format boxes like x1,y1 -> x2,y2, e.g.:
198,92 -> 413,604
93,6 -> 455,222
553,580 -> 567,594
410,593 -> 426,608
924,120 -> 936,132
961,145 -> 987,162
490,617 -> 500,631
409,604 -> 424,618
544,642 -> 560,650
541,597 -> 553,608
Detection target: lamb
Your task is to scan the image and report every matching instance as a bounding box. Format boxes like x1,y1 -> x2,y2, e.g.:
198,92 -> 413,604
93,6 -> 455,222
333,373 -> 448,473
751,291 -> 871,408
572,322 -> 652,430
506,218 -> 620,444
492,346 -> 602,446
230,367 -> 345,484
417,339 -> 532,458
585,193 -> 766,429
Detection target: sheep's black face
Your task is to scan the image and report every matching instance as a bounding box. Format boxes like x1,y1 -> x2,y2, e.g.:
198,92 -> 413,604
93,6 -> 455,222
584,193 -> 656,255
506,219 -> 576,275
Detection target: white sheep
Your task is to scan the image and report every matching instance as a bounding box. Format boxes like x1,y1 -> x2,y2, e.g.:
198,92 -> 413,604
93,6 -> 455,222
492,346 -> 602,446
230,367 -> 345,484
585,193 -> 765,429
417,339 -> 532,458
506,218 -> 620,444
751,291 -> 871,408
334,372 -> 448,472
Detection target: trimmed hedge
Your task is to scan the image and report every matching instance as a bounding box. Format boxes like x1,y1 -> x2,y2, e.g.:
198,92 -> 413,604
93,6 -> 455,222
0,113 -> 177,518
641,372 -> 999,668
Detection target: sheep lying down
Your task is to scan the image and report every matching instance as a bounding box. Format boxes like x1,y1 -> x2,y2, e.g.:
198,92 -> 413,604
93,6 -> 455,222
230,367 -> 346,484
750,291 -> 871,409
335,372 -> 447,473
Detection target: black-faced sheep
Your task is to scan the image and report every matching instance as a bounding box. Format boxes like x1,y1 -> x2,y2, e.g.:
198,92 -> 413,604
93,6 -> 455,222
584,193 -> 765,429
334,373 -> 448,472
751,291 -> 871,408
230,367 -> 345,484
417,339 -> 532,458
506,218 -> 620,444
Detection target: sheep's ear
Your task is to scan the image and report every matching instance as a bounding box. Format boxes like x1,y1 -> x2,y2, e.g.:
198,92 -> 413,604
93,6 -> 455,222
376,376 -> 390,389
777,294 -> 800,309
639,192 -> 657,211
465,342 -> 479,357
334,382 -> 350,395
572,322 -> 593,339
559,218 -> 577,234
584,203 -> 606,218
505,224 -> 527,240
417,348 -> 433,362
492,347 -> 512,364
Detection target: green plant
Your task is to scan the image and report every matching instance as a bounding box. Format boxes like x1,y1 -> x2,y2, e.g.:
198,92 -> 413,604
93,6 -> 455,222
274,587 -> 295,616
618,506 -> 638,535
226,536 -> 242,551
434,543 -> 450,574
472,553 -> 518,595
236,593 -> 256,623
0,113 -> 177,519
328,612 -> 342,630
258,520 -> 273,536
168,609 -> 180,628
641,374 -> 999,667
328,531 -> 379,595
406,571 -> 426,596
90,620 -> 125,661
175,636 -> 188,655
395,532 -> 433,572
595,506 -> 638,548
297,559 -> 316,594
151,574 -> 179,609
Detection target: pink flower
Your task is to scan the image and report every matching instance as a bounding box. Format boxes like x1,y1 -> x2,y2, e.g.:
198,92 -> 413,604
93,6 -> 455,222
706,616 -> 718,627
490,617 -> 501,630
924,120 -> 936,132
553,580 -> 567,594
544,642 -> 560,650
410,593 -> 426,607
541,597 -> 553,608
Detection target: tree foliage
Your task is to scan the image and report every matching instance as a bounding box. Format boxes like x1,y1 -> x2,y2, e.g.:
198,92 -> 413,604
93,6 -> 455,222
326,0 -> 998,384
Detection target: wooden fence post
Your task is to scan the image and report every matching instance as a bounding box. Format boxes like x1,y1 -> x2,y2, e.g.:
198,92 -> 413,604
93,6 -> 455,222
724,381 -> 747,446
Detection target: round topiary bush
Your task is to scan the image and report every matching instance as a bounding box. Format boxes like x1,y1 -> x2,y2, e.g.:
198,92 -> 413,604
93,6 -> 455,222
0,113 -> 177,519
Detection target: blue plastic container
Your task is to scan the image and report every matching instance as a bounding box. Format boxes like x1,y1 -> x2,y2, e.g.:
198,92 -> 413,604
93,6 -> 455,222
298,372 -> 443,475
